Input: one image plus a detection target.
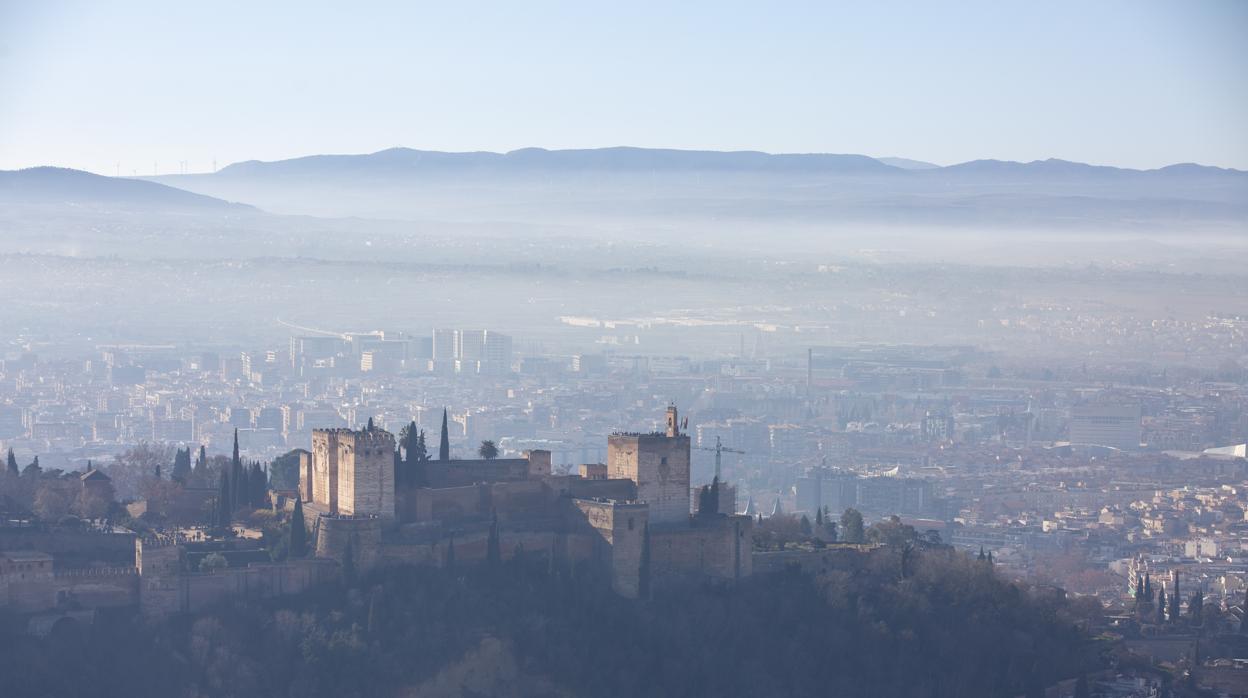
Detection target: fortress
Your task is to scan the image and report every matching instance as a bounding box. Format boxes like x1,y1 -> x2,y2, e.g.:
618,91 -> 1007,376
300,405 -> 752,598
1,406 -> 752,623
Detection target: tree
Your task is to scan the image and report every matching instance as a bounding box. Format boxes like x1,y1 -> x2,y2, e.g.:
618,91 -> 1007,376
5,448 -> 17,477
215,471 -> 232,530
638,523 -> 651,599
199,552 -> 228,573
815,507 -> 824,528
367,588 -> 381,637
840,508 -> 865,544
33,481 -> 72,521
230,431 -> 245,512
439,408 -> 450,461
478,440 -> 499,460
799,514 -> 812,536
73,479 -> 114,520
193,445 -> 208,479
249,462 -> 267,508
171,447 -> 192,483
486,512 -> 501,570
867,516 -> 919,548
366,416 -> 375,431
1157,590 -> 1167,624
289,498 -> 307,558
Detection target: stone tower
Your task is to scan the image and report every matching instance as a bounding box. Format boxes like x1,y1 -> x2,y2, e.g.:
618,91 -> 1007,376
608,405 -> 691,525
308,426 -> 396,523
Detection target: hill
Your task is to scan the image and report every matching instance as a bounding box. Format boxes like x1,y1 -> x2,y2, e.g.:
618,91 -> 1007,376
0,167 -> 255,212
147,147 -> 1248,232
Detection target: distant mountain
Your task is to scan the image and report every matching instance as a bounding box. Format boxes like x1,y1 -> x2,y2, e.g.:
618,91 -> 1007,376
0,167 -> 254,212
144,147 -> 1247,232
212,146 -> 900,179
877,157 -> 940,170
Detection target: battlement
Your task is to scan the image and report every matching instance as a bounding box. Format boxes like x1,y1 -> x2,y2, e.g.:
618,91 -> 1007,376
54,566 -> 137,578
313,427 -> 395,440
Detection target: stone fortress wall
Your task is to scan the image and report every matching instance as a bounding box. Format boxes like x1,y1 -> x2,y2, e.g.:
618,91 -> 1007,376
136,536 -> 336,617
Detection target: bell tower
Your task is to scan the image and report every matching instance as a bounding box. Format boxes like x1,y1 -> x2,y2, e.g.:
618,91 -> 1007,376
666,404 -> 679,437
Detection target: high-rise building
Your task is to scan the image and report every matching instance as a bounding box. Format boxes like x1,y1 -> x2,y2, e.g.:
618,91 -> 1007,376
431,329 -> 456,362
1069,404 -> 1141,451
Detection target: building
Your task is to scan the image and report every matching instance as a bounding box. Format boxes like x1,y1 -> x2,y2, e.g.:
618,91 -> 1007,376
608,405 -> 692,525
310,426 -> 397,522
298,407 -> 750,599
1069,404 -> 1142,451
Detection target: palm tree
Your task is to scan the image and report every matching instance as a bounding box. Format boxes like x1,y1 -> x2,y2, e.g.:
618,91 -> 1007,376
478,440 -> 499,460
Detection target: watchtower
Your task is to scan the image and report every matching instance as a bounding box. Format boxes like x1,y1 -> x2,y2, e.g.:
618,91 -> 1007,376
608,406 -> 691,525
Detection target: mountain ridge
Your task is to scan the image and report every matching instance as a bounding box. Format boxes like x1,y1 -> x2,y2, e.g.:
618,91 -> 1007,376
199,146 -> 1245,179
0,166 -> 255,212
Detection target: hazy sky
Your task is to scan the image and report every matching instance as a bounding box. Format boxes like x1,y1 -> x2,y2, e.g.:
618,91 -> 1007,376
1,0 -> 1245,174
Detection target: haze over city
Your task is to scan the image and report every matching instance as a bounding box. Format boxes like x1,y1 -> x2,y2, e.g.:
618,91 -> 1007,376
0,2 -> 1246,697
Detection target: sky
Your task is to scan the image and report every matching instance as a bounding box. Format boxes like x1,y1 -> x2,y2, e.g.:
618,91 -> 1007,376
0,0 -> 1245,174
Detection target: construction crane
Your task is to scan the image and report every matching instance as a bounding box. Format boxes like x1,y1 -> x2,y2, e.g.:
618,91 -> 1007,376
694,436 -> 745,480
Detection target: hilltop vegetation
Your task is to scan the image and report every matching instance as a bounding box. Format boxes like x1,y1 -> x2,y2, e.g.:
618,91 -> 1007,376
0,544 -> 1105,697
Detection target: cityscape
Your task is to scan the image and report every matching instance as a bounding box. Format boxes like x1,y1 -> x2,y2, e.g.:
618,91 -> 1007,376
1,2 -> 1247,697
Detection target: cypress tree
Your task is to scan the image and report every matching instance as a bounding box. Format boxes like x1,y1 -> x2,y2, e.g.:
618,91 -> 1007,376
815,507 -> 824,528
290,497 -> 307,558
171,447 -> 191,483
638,523 -> 651,599
367,416 -> 374,431
486,512 -> 501,571
1157,590 -> 1167,624
250,462 -> 267,507
439,408 -> 450,460
216,471 -> 231,530
1170,584 -> 1180,622
1144,573 -> 1153,602
367,588 -> 380,637
6,448 -> 18,476
403,420 -> 419,461
195,445 -> 207,477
